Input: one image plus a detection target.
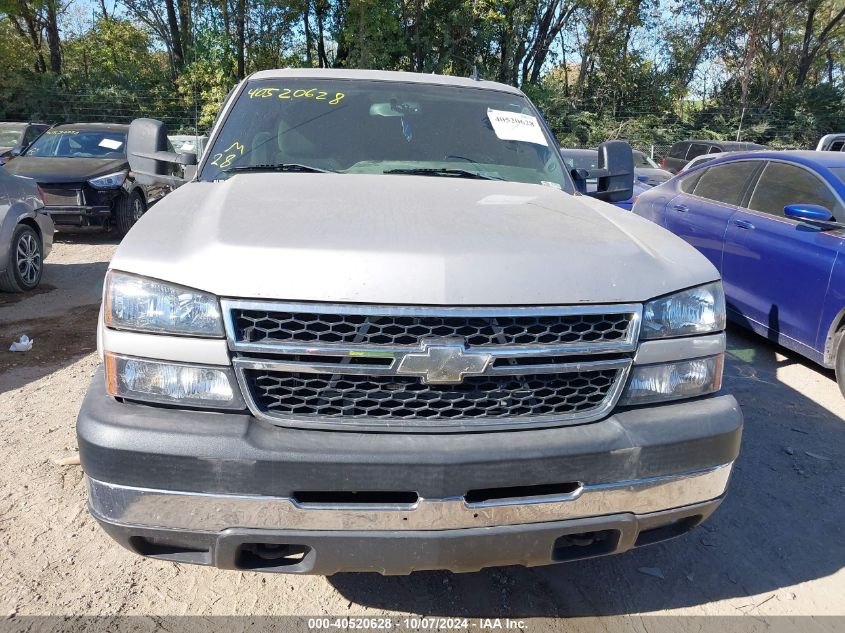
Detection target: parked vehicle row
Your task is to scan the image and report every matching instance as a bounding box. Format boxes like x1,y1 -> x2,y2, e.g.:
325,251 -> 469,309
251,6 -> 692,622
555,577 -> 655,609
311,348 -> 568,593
3,123 -> 184,236
661,139 -> 768,174
4,75 -> 844,582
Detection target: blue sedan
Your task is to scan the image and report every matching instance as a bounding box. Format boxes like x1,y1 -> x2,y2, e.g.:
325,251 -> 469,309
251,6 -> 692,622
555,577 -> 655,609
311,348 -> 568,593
633,151 -> 845,393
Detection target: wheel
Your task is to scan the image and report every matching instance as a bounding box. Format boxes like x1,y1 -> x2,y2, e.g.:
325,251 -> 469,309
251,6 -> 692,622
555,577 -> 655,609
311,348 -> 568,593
835,330 -> 845,398
0,224 -> 43,292
114,191 -> 146,236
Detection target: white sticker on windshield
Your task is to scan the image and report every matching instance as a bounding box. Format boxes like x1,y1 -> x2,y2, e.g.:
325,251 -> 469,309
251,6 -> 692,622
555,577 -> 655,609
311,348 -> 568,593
487,109 -> 548,146
98,138 -> 123,150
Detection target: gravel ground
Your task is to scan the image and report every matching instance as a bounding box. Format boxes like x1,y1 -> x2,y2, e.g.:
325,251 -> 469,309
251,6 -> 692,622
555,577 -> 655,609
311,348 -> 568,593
0,232 -> 843,625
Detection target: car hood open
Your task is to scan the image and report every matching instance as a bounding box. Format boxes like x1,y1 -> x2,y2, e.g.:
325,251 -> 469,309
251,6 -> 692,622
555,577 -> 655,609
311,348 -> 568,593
112,173 -> 718,305
4,157 -> 127,183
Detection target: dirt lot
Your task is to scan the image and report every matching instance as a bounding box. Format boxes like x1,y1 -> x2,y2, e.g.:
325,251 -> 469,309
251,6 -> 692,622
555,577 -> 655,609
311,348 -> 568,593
0,232 -> 843,625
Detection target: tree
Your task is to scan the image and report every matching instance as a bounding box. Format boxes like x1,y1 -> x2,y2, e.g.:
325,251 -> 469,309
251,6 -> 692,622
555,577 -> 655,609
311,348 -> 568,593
2,0 -> 64,74
794,0 -> 845,88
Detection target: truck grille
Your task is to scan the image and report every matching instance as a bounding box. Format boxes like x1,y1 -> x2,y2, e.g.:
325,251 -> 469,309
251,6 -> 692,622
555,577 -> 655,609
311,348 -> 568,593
223,301 -> 641,431
232,309 -> 632,348
244,368 -> 621,421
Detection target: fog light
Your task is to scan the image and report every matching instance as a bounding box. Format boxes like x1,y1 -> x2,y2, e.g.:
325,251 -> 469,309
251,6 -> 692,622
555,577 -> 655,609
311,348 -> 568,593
619,354 -> 723,405
105,353 -> 245,409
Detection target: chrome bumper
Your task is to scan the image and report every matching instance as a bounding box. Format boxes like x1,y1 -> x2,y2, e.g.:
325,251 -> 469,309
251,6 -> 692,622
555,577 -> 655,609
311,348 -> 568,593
88,463 -> 732,533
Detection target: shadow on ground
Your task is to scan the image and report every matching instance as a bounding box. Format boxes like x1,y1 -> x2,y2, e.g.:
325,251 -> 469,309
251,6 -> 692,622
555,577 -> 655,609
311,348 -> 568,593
52,227 -> 122,246
0,259 -> 107,393
329,324 -> 845,616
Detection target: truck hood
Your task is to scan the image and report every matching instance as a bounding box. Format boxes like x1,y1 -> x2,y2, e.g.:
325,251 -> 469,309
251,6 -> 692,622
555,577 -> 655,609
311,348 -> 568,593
4,157 -> 127,183
112,173 -> 718,305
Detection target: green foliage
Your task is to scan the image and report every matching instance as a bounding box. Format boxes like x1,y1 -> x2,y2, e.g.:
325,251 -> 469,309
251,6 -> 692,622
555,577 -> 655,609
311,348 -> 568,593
1,0 -> 844,146
62,18 -> 167,91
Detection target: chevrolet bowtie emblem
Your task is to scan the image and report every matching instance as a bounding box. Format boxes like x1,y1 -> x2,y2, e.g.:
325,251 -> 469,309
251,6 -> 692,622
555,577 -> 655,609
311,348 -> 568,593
395,338 -> 493,384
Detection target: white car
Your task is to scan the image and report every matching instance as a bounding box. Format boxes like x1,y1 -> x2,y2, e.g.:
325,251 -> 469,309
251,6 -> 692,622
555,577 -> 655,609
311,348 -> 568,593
816,134 -> 845,152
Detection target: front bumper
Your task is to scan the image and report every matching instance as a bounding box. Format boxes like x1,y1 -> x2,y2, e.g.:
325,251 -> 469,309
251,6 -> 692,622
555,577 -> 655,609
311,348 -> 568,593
43,187 -> 122,225
78,371 -> 742,574
45,205 -> 112,226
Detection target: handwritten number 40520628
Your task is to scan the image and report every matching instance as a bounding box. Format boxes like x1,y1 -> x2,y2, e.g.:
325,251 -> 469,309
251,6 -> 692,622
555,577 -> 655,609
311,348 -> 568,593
248,87 -> 344,105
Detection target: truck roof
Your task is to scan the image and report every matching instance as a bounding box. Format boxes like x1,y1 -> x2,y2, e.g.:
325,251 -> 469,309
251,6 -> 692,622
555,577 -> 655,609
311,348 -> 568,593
248,68 -> 524,96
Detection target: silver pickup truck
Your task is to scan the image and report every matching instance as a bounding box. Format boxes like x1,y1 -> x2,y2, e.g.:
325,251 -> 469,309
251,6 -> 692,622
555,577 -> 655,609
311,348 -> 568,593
77,69 -> 742,575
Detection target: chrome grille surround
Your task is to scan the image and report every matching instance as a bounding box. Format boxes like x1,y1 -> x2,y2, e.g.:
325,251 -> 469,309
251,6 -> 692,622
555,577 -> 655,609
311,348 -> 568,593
222,300 -> 642,432
231,307 -> 634,349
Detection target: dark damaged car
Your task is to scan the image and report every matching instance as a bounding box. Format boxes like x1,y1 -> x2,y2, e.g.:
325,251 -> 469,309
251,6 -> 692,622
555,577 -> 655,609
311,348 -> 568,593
4,123 -> 178,235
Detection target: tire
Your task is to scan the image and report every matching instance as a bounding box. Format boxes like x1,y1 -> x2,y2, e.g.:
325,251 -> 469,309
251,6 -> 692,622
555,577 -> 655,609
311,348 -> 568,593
835,330 -> 845,398
114,191 -> 146,236
0,224 -> 43,292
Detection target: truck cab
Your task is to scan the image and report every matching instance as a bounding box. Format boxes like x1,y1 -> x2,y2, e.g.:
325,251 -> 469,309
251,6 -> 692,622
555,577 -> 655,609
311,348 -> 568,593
78,69 -> 741,575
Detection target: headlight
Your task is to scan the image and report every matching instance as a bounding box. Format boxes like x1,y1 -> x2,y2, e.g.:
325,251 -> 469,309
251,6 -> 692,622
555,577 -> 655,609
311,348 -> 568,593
619,355 -> 723,406
105,353 -> 244,409
641,282 -> 725,339
88,170 -> 128,189
104,270 -> 223,336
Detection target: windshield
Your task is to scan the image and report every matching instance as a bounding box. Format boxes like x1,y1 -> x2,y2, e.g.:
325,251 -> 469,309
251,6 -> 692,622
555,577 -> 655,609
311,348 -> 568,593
633,151 -> 658,168
201,78 -> 572,191
0,126 -> 25,147
25,129 -> 127,158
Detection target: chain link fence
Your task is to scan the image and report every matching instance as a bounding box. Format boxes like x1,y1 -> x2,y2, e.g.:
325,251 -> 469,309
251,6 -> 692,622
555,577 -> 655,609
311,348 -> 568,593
0,87 -> 822,157
0,87 -> 218,136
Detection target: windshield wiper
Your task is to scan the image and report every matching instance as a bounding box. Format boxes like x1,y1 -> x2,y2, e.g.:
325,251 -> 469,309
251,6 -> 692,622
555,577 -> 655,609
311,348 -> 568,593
224,162 -> 335,174
383,167 -> 501,180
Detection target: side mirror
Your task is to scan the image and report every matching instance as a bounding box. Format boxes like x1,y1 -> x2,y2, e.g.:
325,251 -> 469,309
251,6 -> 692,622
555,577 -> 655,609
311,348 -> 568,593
127,118 -> 190,187
569,141 -> 634,203
784,203 -> 834,223
10,145 -> 24,157
591,140 -> 634,202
